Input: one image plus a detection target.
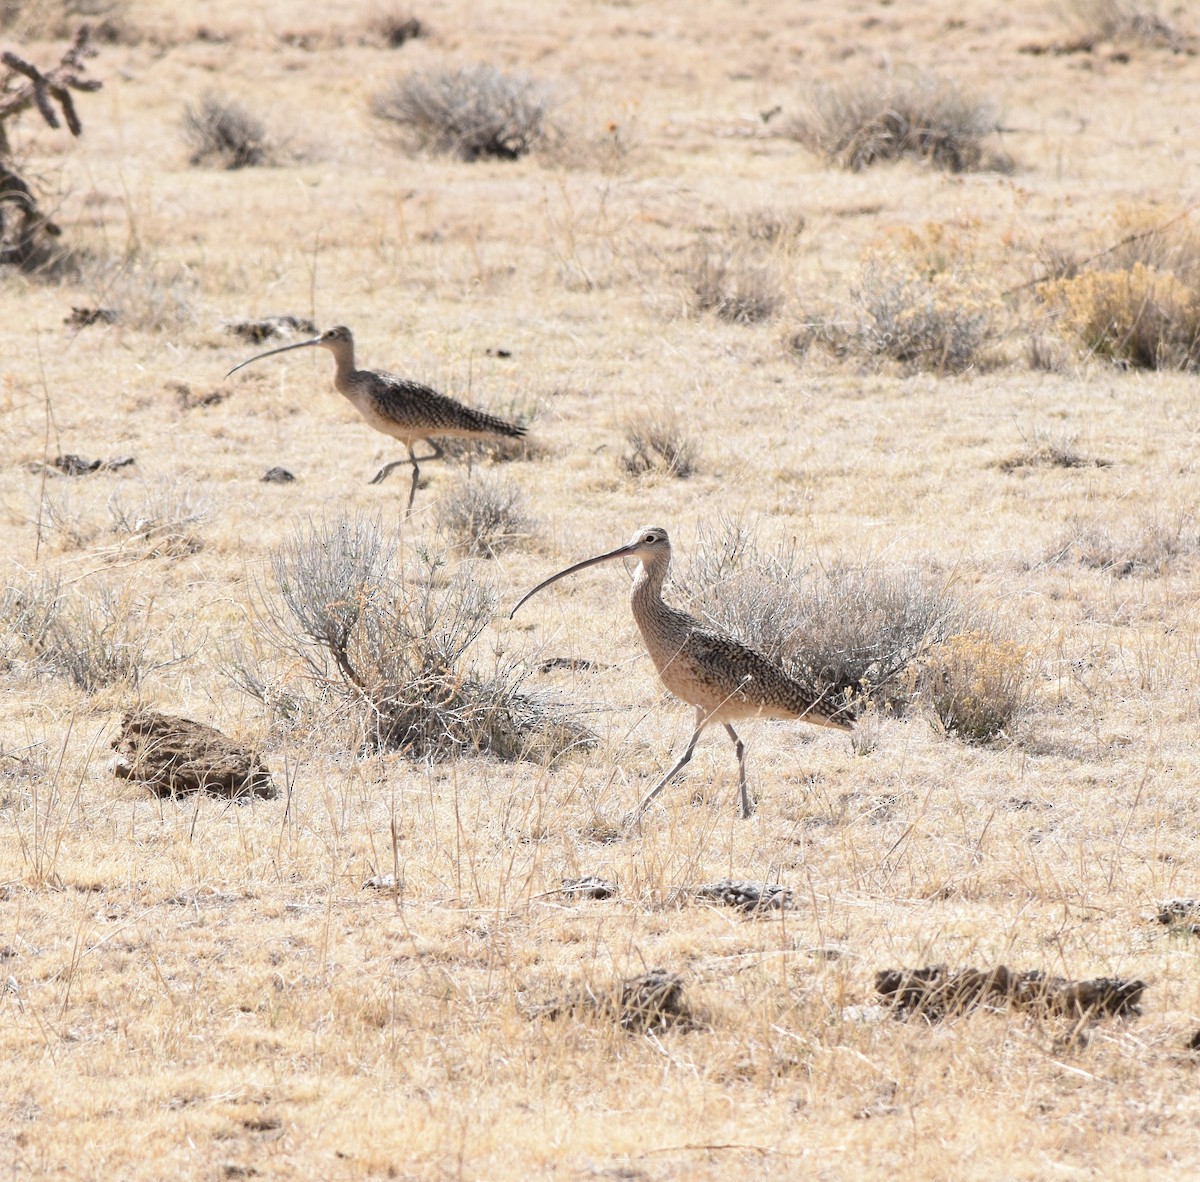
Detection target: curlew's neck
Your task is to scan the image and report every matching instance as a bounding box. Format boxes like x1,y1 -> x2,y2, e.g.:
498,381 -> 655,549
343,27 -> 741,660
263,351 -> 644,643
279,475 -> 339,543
630,549 -> 674,630
325,339 -> 357,393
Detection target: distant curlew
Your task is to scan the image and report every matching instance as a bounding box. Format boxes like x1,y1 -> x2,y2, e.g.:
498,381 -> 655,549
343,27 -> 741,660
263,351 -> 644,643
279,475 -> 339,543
225,325 -> 526,513
510,526 -> 854,822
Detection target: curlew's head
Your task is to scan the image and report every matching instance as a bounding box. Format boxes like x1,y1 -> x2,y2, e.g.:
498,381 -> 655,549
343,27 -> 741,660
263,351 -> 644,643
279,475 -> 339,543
510,525 -> 671,619
225,325 -> 355,379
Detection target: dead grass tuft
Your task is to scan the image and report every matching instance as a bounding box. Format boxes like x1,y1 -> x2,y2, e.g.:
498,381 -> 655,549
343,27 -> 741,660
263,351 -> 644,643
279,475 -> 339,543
997,427 -> 1111,472
365,7 -> 423,48
1063,0 -> 1190,50
683,238 -> 784,324
182,91 -> 272,169
434,470 -> 535,557
238,510 -> 591,761
372,64 -> 554,161
789,75 -> 1011,173
1045,514 -> 1200,575
1,572 -> 153,691
619,410 -> 698,479
535,969 -> 695,1032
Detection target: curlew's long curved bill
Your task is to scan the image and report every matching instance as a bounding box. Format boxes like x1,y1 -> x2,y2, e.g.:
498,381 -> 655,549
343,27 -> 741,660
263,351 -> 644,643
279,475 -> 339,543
509,542 -> 640,619
225,335 -> 324,379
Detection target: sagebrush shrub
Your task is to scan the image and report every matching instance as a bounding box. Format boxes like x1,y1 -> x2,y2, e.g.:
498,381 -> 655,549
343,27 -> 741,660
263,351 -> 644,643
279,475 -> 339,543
789,76 -> 1010,173
434,471 -> 534,557
620,412 -> 698,479
372,64 -> 553,160
182,92 -> 271,169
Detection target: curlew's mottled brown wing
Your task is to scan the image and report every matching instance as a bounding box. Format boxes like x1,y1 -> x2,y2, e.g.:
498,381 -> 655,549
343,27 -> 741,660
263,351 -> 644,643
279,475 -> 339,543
363,370 -> 526,439
682,626 -> 854,730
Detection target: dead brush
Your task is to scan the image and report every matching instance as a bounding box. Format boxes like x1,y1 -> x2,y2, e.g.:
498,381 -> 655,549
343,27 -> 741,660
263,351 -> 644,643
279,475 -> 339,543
372,64 -> 554,161
673,517 -> 964,709
913,628 -> 1034,742
789,75 -> 1011,173
433,470 -> 534,558
75,252 -> 197,333
365,7 -> 423,48
842,262 -> 999,374
1044,514 -> 1200,576
182,91 -> 271,169
1,572 -> 153,691
684,238 -> 784,325
620,410 -> 698,479
239,510 -> 592,761
106,480 -> 213,558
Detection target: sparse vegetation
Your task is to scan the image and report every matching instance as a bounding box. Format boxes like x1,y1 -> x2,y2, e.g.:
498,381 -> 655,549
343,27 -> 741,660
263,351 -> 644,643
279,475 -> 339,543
800,261 -> 999,374
372,64 -> 554,160
998,426 -> 1110,472
683,237 -> 784,324
915,629 -> 1033,742
1063,0 -> 1189,50
620,410 -> 698,478
1,572 -> 153,691
239,511 -> 589,760
1045,514 -> 1200,575
789,75 -> 1010,173
675,518 -> 965,708
434,470 -> 534,557
182,91 -> 271,168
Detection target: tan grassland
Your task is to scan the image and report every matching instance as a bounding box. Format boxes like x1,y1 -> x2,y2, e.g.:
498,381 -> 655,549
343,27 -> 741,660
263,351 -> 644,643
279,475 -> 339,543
3,0 -> 1200,1177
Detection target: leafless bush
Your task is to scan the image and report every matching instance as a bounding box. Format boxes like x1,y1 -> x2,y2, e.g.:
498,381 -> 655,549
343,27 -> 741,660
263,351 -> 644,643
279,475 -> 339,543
70,252 -> 196,332
239,511 -> 591,761
673,517 -> 964,707
789,76 -> 1011,173
1045,515 -> 1200,576
434,471 -> 534,557
620,411 -> 698,479
182,91 -> 271,169
807,263 -> 997,374
914,629 -> 1033,742
1,572 -> 152,690
738,208 -> 806,246
684,239 -> 784,324
372,64 -> 554,161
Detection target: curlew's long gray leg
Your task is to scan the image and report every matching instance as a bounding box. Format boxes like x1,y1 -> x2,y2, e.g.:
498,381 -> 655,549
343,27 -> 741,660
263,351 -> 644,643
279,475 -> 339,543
369,440 -> 445,513
723,722 -> 753,818
629,706 -> 710,825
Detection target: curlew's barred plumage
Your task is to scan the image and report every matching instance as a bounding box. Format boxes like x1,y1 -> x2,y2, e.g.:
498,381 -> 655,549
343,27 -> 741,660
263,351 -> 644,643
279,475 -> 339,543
511,526 -> 854,822
226,325 -> 526,513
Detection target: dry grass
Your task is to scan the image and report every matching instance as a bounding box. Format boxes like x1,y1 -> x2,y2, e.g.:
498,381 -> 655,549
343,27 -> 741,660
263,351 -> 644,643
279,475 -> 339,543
619,409 -> 699,478
4,1 -> 1200,1177
181,92 -> 274,169
434,469 -> 535,556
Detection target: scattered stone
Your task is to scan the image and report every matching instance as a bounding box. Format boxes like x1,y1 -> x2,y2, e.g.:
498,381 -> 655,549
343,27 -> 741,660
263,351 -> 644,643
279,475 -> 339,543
64,305 -> 118,327
30,453 -> 136,477
876,964 -> 1147,1022
362,873 -> 400,891
222,315 -> 316,344
260,466 -> 296,483
537,656 -> 605,674
111,710 -> 276,799
559,876 -> 618,900
694,879 -> 793,913
535,968 -> 694,1032
1157,898 -> 1200,930
173,382 -> 227,410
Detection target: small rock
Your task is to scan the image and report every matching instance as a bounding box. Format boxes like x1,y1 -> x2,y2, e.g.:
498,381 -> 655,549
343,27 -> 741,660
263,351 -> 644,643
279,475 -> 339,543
694,879 -> 793,913
560,876 -> 618,900
261,466 -> 296,483
64,306 -> 119,328
222,315 -> 316,344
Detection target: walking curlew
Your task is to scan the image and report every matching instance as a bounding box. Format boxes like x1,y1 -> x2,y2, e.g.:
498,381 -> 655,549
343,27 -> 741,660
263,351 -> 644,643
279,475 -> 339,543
225,326 -> 526,513
510,526 -> 854,822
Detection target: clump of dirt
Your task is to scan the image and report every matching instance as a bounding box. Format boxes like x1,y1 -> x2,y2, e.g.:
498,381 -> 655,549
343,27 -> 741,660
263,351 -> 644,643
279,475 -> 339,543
111,709 -> 276,799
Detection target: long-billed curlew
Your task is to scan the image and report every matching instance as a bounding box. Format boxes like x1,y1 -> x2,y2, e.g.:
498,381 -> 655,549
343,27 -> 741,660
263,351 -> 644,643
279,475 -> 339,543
225,325 -> 526,513
510,526 -> 854,822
